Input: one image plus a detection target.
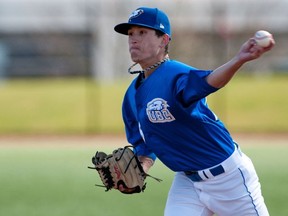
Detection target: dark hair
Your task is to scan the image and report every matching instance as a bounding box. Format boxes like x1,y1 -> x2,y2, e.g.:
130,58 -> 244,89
155,30 -> 169,54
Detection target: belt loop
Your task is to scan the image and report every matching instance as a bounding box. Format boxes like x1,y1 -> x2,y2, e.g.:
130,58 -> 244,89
198,170 -> 209,180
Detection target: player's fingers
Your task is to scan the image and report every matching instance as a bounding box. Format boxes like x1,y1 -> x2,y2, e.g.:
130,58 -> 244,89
245,43 -> 263,60
263,38 -> 276,51
249,38 -> 257,46
118,184 -> 124,190
242,38 -> 257,52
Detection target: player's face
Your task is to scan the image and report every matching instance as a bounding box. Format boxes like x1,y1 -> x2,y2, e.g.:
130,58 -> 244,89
128,26 -> 165,67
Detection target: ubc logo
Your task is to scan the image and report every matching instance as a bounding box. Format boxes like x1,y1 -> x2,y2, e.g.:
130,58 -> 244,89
146,98 -> 175,123
129,9 -> 144,20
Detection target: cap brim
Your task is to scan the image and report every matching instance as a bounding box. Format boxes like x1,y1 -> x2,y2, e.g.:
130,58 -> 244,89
114,23 -> 161,35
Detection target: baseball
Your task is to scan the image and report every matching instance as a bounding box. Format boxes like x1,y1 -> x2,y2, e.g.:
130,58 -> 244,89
254,30 -> 273,47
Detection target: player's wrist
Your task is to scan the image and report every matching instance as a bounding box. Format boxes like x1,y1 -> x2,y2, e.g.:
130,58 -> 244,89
231,54 -> 246,67
138,156 -> 155,173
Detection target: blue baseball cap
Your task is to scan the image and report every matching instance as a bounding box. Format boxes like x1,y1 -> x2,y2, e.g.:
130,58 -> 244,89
114,7 -> 171,38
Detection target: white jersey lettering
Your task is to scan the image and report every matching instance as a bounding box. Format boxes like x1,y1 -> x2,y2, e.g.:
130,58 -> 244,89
146,98 -> 175,123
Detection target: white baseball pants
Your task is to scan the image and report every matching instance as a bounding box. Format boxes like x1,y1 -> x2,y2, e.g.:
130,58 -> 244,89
164,148 -> 269,216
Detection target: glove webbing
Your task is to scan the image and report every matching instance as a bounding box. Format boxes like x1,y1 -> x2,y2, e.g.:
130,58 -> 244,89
96,166 -> 115,191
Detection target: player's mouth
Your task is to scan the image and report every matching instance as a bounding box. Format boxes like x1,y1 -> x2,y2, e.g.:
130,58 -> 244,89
129,46 -> 141,53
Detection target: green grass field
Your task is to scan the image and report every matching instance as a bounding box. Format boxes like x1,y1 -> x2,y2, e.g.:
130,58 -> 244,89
0,136 -> 287,216
0,75 -> 288,134
0,76 -> 287,215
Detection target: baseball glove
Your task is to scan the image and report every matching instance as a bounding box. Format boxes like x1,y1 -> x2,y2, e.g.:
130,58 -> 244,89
88,146 -> 161,194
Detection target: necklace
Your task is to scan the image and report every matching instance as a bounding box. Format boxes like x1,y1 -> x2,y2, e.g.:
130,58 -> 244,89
128,57 -> 169,74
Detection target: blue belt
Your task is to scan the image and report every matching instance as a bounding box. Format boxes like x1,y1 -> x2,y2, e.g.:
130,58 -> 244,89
184,165 -> 225,182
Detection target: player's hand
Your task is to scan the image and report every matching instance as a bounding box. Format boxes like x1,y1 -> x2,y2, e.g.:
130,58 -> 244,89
236,37 -> 275,63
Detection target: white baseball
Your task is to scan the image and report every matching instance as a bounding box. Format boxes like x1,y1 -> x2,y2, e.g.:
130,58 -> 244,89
254,30 -> 273,47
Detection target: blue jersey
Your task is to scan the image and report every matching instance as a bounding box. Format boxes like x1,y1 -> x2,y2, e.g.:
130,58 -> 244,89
122,60 -> 235,172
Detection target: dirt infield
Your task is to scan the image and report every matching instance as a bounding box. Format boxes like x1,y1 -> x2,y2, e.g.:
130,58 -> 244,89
0,133 -> 287,147
232,133 -> 288,146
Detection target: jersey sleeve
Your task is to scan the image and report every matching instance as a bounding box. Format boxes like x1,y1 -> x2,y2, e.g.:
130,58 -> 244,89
122,86 -> 157,161
176,69 -> 219,105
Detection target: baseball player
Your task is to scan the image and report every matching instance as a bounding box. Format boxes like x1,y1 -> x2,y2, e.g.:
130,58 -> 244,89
114,7 -> 275,216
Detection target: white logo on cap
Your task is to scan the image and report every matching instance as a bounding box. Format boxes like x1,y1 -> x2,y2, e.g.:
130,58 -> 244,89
129,9 -> 144,20
160,23 -> 165,29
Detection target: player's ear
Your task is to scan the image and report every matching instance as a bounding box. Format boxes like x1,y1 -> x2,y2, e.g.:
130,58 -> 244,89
160,34 -> 170,48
